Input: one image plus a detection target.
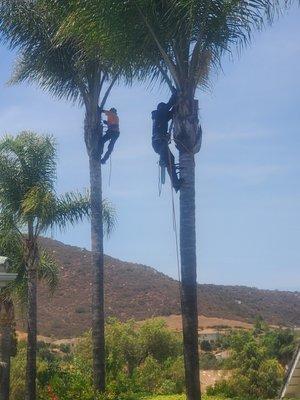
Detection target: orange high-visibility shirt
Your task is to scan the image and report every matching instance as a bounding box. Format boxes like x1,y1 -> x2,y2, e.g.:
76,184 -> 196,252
104,111 -> 119,127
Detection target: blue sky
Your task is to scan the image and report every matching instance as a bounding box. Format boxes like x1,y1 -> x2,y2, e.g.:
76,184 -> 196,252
0,8 -> 299,291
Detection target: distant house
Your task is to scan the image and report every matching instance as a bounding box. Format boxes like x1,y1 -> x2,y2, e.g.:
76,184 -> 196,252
0,257 -> 16,288
198,329 -> 222,344
0,256 -> 9,271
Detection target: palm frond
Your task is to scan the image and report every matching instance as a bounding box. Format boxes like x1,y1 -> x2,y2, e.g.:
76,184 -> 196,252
63,0 -> 287,92
0,132 -> 116,308
101,199 -> 116,238
0,0 -> 128,103
38,249 -> 59,293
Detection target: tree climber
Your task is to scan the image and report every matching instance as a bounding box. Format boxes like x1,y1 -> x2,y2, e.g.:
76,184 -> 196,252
100,107 -> 120,164
152,89 -> 181,192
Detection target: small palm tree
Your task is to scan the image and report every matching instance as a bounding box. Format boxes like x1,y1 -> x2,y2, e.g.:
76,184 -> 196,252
0,132 -> 114,400
0,2 -> 120,392
0,222 -> 59,400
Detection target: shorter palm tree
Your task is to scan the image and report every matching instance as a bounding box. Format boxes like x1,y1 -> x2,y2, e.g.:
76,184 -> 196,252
0,233 -> 60,400
0,131 -> 115,400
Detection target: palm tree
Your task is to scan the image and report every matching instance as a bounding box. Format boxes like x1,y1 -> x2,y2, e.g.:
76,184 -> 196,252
0,215 -> 60,400
0,0 -> 119,393
0,132 -> 114,400
63,1 -> 286,398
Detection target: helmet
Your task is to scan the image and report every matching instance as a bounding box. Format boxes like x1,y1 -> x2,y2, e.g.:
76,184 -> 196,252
157,102 -> 167,112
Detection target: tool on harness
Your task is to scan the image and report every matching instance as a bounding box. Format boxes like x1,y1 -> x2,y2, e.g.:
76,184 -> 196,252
158,123 -> 173,194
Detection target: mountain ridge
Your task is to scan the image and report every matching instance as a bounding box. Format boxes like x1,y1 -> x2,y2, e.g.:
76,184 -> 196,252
15,237 -> 299,338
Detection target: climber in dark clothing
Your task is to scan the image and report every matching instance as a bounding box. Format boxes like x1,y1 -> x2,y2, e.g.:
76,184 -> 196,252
152,89 -> 181,192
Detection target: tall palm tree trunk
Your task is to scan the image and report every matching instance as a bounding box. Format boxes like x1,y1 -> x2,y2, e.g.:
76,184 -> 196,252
26,224 -> 38,400
85,101 -> 105,392
0,301 -> 13,400
179,151 -> 200,400
175,94 -> 201,400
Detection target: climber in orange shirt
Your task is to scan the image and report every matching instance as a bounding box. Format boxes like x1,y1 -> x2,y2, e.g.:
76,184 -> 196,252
101,108 -> 120,164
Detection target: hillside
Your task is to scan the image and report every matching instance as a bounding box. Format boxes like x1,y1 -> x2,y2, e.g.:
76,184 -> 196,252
15,237 -> 299,338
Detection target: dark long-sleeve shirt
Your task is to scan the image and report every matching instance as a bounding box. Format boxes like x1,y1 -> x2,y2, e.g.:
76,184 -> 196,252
152,92 -> 177,142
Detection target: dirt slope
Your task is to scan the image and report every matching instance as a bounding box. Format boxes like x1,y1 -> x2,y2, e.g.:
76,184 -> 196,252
15,237 -> 299,338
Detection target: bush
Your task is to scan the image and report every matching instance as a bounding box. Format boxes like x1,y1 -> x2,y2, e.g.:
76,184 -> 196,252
136,356 -> 163,393
262,328 -> 296,365
12,318 -> 182,399
59,343 -> 71,354
200,340 -> 212,352
200,352 -> 223,370
208,330 -> 285,399
139,319 -> 182,363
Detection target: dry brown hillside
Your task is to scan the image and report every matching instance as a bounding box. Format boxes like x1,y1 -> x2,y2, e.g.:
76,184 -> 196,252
15,237 -> 299,338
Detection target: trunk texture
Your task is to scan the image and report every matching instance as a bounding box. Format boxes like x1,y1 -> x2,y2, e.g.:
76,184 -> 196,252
26,225 -> 38,400
85,104 -> 105,392
0,302 -> 13,400
175,94 -> 201,400
0,326 -> 11,400
179,152 -> 200,400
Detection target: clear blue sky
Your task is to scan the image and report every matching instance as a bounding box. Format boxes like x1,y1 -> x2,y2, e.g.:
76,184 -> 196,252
0,8 -> 299,291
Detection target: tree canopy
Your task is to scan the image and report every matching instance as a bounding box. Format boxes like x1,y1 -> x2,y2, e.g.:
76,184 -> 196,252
60,0 -> 283,94
0,132 -> 115,303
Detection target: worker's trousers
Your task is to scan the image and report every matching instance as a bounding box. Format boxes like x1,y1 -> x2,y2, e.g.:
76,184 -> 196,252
101,130 -> 120,163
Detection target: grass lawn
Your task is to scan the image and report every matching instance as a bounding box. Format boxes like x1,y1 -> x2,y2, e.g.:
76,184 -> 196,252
143,397 -> 291,400
143,396 -> 227,400
142,396 -> 185,400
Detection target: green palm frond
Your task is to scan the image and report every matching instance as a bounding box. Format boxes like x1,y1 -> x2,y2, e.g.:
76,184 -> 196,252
45,191 -> 91,232
0,0 -> 88,103
0,132 -> 56,191
60,0 -> 287,92
38,249 -> 59,294
21,186 -> 115,237
0,132 -> 116,306
0,0 -> 128,104
0,249 -> 59,305
102,198 -> 116,237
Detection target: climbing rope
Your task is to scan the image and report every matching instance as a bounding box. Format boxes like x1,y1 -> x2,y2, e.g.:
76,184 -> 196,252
158,162 -> 162,196
171,190 -> 181,286
108,156 -> 112,187
155,121 -> 181,286
167,143 -> 182,287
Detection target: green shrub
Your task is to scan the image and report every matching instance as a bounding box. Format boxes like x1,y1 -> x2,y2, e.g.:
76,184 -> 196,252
200,352 -> 223,370
200,340 -> 212,352
136,355 -> 163,393
139,319 -> 182,363
208,331 -> 285,399
59,343 -> 71,354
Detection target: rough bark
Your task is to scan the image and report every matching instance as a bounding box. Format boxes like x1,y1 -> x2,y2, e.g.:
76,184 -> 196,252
26,223 -> 38,400
179,151 -> 201,400
175,94 -> 201,400
85,103 -> 105,392
0,326 -> 11,400
0,301 -> 13,400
